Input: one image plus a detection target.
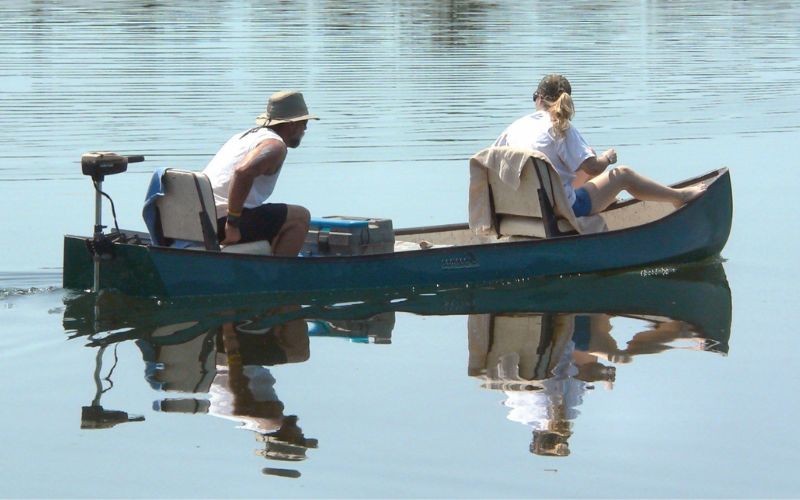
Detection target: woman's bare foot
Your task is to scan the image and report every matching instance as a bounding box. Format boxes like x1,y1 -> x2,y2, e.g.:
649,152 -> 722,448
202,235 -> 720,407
672,183 -> 707,208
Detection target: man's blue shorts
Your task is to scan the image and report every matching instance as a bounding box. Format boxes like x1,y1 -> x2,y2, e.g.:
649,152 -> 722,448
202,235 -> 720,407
572,188 -> 592,217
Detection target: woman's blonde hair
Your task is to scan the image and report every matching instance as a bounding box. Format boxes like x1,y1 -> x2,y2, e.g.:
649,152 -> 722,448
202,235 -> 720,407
536,74 -> 575,137
544,93 -> 575,137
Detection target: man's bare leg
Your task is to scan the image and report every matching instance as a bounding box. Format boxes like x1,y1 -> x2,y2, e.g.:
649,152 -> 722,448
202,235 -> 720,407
271,204 -> 310,256
572,169 -> 595,189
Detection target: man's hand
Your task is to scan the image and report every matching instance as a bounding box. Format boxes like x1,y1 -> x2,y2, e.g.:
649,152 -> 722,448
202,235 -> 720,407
221,222 -> 242,245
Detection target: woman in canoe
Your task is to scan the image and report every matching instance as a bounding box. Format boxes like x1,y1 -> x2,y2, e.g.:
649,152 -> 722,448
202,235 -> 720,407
494,74 -> 705,217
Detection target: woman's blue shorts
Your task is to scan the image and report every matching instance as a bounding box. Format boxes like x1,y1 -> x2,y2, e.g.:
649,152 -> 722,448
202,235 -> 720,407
572,188 -> 592,217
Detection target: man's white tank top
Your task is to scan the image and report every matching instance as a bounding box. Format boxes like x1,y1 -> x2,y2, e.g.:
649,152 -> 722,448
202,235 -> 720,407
202,127 -> 284,214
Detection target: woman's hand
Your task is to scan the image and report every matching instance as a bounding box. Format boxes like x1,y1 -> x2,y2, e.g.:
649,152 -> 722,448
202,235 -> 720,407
579,148 -> 616,176
601,148 -> 617,166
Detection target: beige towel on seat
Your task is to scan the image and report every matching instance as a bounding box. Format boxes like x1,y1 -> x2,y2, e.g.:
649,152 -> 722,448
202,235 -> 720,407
468,147 -> 607,236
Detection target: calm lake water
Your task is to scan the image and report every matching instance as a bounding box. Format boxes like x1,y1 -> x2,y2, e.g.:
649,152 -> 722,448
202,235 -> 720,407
2,1 -> 799,498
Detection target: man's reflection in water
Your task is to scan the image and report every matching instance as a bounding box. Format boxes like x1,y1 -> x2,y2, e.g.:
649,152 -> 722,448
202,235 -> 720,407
147,309 -> 317,475
468,312 -> 708,457
212,316 -> 318,462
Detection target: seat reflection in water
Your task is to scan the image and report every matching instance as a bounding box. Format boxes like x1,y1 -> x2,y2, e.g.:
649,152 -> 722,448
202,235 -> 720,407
468,311 -> 723,457
141,308 -> 317,475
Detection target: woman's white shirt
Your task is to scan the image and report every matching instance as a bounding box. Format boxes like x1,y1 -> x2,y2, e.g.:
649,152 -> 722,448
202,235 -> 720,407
494,111 -> 594,205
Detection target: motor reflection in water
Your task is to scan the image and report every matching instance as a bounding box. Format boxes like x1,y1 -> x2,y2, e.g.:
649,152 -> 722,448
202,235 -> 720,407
63,261 -> 731,470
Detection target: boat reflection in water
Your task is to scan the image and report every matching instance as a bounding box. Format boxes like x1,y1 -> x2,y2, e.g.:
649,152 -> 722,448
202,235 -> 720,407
68,305 -> 326,478
468,310 -> 727,457
64,293 -> 397,477
63,261 -> 731,470
461,263 -> 730,457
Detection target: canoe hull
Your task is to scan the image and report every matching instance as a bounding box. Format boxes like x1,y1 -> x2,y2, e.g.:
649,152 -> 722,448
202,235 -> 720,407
63,169 -> 732,298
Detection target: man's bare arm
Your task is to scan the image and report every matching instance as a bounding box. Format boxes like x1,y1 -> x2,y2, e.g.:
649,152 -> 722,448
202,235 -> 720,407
220,139 -> 287,245
226,139 -> 287,215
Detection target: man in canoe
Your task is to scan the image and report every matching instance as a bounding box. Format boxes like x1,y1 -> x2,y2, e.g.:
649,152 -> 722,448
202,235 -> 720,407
203,90 -> 318,256
494,74 -> 705,217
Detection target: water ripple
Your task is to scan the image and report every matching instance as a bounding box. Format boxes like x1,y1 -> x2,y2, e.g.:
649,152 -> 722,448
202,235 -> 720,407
0,271 -> 63,296
1,0 -> 798,178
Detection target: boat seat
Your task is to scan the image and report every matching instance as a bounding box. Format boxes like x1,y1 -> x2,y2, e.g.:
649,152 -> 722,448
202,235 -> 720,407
487,159 -> 575,238
155,169 -> 271,255
470,147 -> 607,239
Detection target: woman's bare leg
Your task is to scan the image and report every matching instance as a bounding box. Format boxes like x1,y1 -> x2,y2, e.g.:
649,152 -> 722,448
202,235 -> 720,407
271,204 -> 310,256
572,169 -> 595,189
582,165 -> 706,214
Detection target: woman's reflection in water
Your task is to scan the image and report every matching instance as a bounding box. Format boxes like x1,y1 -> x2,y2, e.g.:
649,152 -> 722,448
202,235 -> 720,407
210,310 -> 318,471
468,312 -> 708,457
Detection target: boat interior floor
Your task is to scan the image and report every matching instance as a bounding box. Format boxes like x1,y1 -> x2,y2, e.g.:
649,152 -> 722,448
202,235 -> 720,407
394,198 -> 677,249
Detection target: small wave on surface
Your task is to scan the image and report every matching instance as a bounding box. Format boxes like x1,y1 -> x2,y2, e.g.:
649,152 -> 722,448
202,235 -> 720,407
0,270 -> 62,299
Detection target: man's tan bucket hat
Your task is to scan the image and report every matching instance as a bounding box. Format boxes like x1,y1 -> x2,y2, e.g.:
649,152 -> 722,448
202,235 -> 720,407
255,90 -> 319,126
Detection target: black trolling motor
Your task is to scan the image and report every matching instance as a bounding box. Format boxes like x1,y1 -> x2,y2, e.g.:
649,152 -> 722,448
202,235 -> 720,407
80,152 -> 145,293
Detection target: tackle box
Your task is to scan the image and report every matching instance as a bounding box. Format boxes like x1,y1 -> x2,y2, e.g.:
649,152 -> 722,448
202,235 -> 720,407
302,215 -> 394,256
